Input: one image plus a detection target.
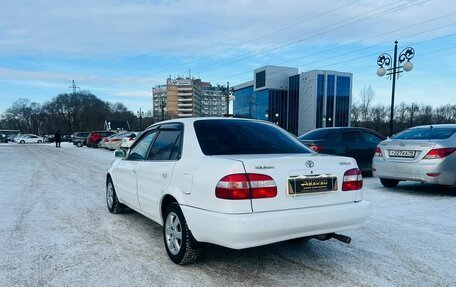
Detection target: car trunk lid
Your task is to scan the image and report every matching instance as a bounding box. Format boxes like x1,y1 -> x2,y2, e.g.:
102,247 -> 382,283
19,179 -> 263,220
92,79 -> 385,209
214,154 -> 360,212
378,140 -> 437,162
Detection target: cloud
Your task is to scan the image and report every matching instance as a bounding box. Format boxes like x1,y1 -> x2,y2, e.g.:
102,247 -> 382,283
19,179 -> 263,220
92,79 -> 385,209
0,0 -> 453,58
112,90 -> 152,98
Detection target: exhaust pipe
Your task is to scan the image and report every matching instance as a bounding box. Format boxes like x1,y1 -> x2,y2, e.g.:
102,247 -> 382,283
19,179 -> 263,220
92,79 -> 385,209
314,233 -> 351,244
332,233 -> 351,244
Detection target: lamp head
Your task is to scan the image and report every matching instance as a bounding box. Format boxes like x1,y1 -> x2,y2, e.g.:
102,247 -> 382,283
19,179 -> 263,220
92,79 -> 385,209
403,61 -> 413,72
377,66 -> 387,77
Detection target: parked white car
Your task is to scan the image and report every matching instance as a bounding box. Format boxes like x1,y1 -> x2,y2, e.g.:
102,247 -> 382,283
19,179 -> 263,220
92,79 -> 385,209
106,118 -> 370,264
373,124 -> 456,187
16,134 -> 43,144
120,132 -> 141,149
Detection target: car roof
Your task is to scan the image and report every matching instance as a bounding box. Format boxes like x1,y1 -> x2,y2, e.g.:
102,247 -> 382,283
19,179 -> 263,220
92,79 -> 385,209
144,117 -> 266,131
410,124 -> 456,129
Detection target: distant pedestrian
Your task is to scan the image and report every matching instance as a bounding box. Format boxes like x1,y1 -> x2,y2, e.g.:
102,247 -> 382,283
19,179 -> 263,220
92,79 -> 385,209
55,130 -> 61,148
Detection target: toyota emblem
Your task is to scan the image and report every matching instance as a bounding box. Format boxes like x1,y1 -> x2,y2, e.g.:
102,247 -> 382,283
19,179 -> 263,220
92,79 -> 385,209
305,160 -> 314,168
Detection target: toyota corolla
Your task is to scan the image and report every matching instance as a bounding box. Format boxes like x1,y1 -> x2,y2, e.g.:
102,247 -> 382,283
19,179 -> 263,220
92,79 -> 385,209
106,118 -> 371,264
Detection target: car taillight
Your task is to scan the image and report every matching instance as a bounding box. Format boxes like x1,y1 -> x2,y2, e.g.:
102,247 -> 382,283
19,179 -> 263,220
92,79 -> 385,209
423,148 -> 456,159
342,168 -> 363,191
309,145 -> 323,152
374,147 -> 383,157
129,137 -> 135,141
104,138 -> 109,142
215,173 -> 277,200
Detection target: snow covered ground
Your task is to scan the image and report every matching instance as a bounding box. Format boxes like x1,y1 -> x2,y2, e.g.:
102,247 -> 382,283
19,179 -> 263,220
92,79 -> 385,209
1,143 -> 455,286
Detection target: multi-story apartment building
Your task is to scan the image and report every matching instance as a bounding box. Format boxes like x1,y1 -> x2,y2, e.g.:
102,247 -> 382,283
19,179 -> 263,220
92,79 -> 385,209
152,77 -> 227,120
233,65 -> 353,135
152,85 -> 168,120
200,83 -> 227,117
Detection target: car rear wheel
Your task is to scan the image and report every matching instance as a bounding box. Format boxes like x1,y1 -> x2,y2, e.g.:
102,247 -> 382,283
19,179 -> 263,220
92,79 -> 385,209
106,178 -> 124,214
163,203 -> 201,265
76,142 -> 83,147
37,140 -> 42,143
380,178 -> 400,188
20,140 -> 25,144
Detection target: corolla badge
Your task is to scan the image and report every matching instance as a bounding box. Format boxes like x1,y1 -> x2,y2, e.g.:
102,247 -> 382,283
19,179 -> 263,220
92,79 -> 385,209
255,166 -> 275,169
305,160 -> 314,168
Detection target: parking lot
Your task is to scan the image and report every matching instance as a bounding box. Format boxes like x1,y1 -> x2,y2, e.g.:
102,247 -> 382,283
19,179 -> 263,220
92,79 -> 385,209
1,143 -> 455,287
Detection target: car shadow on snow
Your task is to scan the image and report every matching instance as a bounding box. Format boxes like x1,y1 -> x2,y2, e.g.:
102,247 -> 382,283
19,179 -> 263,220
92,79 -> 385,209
381,182 -> 456,197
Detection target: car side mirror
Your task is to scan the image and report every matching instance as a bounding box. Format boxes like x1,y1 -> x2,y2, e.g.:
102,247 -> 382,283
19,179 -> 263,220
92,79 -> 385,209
114,149 -> 127,158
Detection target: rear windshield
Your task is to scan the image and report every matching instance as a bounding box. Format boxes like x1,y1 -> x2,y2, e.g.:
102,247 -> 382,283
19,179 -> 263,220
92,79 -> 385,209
76,132 -> 89,137
298,129 -> 335,140
194,120 -> 310,155
393,127 -> 456,140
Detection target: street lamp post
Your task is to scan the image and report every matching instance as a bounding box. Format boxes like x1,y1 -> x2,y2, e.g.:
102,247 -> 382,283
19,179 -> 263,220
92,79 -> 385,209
265,113 -> 279,124
221,82 -> 235,117
137,108 -> 144,131
377,40 -> 415,137
160,99 -> 167,121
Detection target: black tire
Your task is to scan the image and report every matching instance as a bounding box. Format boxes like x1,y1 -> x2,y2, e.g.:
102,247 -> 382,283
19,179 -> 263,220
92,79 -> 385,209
106,178 -> 124,214
76,142 -> 83,147
380,178 -> 400,188
37,140 -> 42,143
163,203 -> 201,265
20,140 -> 25,144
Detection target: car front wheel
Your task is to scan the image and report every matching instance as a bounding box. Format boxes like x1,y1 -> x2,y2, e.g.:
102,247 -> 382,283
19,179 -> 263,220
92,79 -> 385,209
380,178 -> 400,188
106,178 -> 124,214
76,142 -> 83,147
163,203 -> 201,265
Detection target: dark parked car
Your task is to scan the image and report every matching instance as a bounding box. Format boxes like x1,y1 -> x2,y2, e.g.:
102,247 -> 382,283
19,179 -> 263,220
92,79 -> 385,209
298,127 -> 386,173
87,131 -> 116,147
73,132 -> 90,147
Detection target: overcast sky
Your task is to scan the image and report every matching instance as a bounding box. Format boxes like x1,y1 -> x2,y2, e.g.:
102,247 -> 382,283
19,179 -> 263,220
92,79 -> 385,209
0,0 -> 455,114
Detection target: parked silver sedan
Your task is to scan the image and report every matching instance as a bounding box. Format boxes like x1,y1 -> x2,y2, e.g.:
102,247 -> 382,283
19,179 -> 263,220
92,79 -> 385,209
373,124 -> 456,187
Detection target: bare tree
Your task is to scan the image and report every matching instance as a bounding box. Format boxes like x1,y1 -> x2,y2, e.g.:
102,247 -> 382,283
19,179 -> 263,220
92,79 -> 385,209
359,86 -> 375,124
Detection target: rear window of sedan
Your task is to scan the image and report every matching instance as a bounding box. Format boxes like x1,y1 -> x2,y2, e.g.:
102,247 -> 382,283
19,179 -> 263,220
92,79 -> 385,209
194,120 -> 310,155
393,127 -> 456,140
298,129 -> 335,140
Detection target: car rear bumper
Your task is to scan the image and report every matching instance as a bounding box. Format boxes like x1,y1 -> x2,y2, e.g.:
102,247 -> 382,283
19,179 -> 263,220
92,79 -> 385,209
373,158 -> 456,186
181,200 -> 371,249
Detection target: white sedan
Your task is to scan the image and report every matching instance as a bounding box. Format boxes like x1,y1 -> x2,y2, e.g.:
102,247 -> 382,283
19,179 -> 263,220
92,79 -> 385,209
106,118 -> 370,264
16,134 -> 43,144
120,132 -> 141,149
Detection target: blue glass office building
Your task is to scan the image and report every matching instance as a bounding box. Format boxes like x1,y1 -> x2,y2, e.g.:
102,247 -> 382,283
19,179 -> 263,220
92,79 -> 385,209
233,66 -> 352,135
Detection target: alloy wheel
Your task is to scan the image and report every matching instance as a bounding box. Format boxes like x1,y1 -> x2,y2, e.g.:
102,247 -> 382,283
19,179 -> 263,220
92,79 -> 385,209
165,212 -> 183,255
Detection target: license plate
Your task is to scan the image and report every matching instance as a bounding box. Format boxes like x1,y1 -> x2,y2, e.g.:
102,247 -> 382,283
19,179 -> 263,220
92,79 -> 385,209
288,176 -> 337,195
388,150 -> 416,158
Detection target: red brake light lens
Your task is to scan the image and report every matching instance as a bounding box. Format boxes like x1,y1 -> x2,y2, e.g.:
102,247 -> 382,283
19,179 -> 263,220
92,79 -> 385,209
374,147 -> 383,157
423,148 -> 456,159
342,168 -> 363,191
309,145 -> 323,152
216,173 -> 277,200
247,174 -> 277,198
